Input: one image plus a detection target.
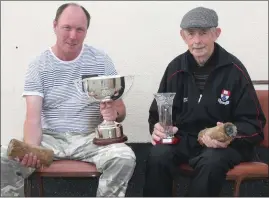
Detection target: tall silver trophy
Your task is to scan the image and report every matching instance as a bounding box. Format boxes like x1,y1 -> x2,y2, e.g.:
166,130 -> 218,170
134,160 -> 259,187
75,75 -> 134,145
154,92 -> 179,144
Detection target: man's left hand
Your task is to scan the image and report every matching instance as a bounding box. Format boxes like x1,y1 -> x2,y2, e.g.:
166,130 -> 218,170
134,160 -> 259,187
202,121 -> 232,148
201,134 -> 231,148
100,101 -> 118,121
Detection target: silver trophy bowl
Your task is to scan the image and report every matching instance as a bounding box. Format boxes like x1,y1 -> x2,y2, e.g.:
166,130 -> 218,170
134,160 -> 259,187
75,75 -> 134,145
82,75 -> 126,102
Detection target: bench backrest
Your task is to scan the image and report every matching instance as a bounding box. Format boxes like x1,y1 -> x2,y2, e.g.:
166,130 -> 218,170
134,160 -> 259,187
256,90 -> 268,148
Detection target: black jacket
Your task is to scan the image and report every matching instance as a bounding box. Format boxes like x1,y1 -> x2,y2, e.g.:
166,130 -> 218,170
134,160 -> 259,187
149,43 -> 266,155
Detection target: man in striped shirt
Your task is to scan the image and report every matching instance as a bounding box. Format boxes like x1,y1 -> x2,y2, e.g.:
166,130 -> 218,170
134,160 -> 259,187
19,3 -> 136,197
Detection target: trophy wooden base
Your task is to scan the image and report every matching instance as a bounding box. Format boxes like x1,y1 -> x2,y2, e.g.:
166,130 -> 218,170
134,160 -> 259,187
157,137 -> 180,145
93,135 -> 128,146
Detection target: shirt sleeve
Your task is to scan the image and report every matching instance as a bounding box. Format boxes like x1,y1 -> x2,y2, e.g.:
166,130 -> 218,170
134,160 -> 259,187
22,62 -> 44,98
104,54 -> 118,76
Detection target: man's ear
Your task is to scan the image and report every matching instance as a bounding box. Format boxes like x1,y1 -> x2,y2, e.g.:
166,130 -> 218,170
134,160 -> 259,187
180,29 -> 187,44
53,20 -> 57,33
215,27 -> 221,38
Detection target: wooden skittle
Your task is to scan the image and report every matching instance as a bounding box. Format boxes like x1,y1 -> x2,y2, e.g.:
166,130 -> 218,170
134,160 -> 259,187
198,122 -> 237,145
7,139 -> 54,167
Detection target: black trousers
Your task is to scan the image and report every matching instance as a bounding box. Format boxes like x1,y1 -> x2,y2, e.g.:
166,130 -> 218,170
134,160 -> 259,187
143,142 -> 245,197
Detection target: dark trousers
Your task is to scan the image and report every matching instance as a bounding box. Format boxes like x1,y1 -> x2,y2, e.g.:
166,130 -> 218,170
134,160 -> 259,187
143,143 -> 244,197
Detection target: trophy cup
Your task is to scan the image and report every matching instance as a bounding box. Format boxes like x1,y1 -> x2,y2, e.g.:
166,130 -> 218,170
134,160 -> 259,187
154,92 -> 179,144
75,75 -> 134,146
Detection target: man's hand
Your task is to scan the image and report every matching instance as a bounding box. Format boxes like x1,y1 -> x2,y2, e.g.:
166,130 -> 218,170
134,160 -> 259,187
217,121 -> 223,126
14,153 -> 42,169
200,134 -> 230,148
151,123 -> 178,145
200,121 -> 231,148
100,101 -> 118,121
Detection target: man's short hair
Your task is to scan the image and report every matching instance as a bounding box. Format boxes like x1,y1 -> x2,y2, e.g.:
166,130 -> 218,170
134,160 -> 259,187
54,2 -> 91,29
180,7 -> 218,29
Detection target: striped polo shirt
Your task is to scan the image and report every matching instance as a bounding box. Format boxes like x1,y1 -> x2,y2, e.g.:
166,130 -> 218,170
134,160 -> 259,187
22,44 -> 117,133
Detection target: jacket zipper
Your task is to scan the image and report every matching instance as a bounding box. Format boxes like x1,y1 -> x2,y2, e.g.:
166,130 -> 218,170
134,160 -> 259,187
188,72 -> 203,103
189,65 -> 225,104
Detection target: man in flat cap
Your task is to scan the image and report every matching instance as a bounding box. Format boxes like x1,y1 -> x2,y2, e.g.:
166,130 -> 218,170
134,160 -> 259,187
143,7 -> 266,196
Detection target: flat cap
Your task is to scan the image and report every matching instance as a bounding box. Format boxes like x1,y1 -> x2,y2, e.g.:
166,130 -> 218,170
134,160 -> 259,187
180,7 -> 218,29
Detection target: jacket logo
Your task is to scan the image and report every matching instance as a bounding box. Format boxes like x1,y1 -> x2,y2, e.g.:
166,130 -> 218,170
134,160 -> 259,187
218,89 -> 230,105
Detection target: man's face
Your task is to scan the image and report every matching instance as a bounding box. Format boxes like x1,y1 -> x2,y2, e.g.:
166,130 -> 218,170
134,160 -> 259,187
53,6 -> 88,55
180,28 -> 221,60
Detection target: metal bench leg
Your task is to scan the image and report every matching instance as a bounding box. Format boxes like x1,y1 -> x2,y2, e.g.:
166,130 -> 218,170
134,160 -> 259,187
233,178 -> 243,197
36,174 -> 44,197
172,180 -> 177,197
24,178 -> 32,197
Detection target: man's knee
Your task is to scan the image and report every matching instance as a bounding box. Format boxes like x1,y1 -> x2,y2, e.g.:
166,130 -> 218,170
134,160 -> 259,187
114,144 -> 136,169
201,149 -> 226,166
114,143 -> 136,160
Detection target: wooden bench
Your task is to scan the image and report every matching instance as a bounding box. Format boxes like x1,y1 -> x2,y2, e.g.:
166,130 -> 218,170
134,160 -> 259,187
172,89 -> 269,197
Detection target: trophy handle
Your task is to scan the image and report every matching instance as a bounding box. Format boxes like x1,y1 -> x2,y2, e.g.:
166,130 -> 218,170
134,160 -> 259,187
111,77 -> 125,100
124,75 -> 135,98
74,78 -> 84,95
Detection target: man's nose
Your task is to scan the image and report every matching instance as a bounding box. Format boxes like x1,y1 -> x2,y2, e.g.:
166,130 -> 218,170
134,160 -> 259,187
193,33 -> 202,44
69,30 -> 77,39
193,33 -> 201,43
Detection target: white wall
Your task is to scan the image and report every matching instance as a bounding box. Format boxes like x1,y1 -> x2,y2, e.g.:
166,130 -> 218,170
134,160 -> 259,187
1,1 -> 268,145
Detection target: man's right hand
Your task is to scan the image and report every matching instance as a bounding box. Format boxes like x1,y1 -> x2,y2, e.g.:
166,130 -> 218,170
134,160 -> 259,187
15,153 -> 42,169
151,123 -> 178,145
